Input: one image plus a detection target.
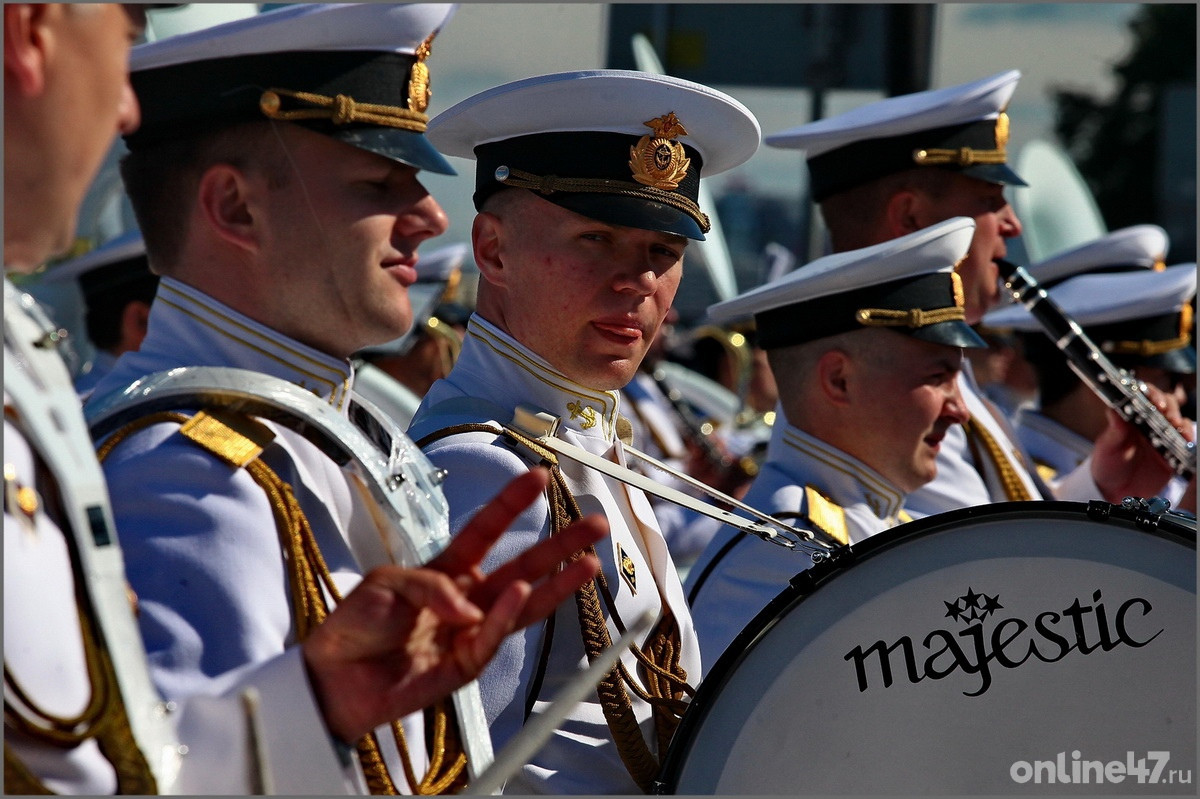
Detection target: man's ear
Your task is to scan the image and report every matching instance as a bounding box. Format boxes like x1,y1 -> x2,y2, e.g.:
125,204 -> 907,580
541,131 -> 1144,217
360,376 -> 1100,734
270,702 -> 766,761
196,163 -> 260,254
816,348 -> 853,407
883,188 -> 927,238
4,4 -> 52,96
120,299 -> 153,353
471,211 -> 507,287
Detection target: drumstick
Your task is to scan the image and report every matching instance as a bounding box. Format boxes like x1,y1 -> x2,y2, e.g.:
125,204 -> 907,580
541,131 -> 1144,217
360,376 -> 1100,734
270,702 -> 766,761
465,610 -> 657,795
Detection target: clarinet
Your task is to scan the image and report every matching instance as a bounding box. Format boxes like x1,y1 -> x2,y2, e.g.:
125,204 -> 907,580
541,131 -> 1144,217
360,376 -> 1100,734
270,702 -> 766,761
997,259 -> 1196,480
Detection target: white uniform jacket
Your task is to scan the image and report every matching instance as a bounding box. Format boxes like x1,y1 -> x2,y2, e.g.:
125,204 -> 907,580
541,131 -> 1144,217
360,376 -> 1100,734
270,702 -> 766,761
408,317 -> 700,795
903,366 -> 1101,517
1012,406 -> 1093,486
1013,405 -> 1188,507
684,423 -> 905,672
4,279 -> 351,794
86,278 -> 435,794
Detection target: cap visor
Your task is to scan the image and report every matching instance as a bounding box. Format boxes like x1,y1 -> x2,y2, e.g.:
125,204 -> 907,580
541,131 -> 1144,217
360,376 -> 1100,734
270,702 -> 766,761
962,162 -> 1027,188
333,128 -> 457,175
910,320 -> 989,349
542,193 -> 706,241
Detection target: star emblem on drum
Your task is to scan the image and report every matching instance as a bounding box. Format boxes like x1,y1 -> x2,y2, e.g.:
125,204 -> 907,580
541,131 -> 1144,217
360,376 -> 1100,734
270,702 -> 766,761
944,587 -> 1003,624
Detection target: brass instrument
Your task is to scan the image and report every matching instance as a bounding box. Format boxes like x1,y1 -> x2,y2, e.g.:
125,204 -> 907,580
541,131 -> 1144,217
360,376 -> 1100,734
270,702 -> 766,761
689,324 -> 753,418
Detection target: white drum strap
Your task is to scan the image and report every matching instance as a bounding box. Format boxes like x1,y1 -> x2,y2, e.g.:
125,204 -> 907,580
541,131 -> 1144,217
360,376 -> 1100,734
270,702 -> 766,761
3,283 -> 177,793
508,407 -> 835,560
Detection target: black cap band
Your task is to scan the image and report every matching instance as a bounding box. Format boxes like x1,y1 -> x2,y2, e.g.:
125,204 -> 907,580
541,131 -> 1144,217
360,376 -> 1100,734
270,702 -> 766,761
1022,307 -> 1196,375
755,272 -> 985,350
473,131 -> 708,240
807,118 -> 1026,202
126,50 -> 455,174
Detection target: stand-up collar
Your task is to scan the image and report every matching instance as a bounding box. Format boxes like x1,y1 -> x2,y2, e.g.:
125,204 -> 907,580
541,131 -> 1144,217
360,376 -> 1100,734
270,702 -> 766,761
446,317 -> 623,444
768,421 -> 905,523
120,277 -> 355,410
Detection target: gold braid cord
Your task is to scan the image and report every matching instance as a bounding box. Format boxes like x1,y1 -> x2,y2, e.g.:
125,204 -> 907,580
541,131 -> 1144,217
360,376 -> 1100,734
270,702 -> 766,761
417,422 -> 692,793
5,429 -> 160,794
98,409 -> 466,795
497,167 -> 711,234
855,305 -> 966,328
259,87 -> 428,132
912,146 -> 1008,167
1105,306 -> 1192,356
1106,336 -> 1192,357
962,415 -> 1035,502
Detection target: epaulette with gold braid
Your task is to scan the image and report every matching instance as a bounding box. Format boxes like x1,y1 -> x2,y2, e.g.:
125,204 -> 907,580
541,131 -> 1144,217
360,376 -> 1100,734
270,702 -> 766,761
1033,459 -> 1060,486
803,485 -> 849,546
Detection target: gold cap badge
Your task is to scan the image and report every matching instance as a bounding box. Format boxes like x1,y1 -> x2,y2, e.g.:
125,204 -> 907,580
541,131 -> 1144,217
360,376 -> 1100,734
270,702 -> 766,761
407,33 -> 436,114
629,112 -> 692,191
994,110 -> 1010,151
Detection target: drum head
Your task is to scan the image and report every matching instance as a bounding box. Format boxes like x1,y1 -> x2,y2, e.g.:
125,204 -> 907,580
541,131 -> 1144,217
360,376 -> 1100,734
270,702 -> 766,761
661,502 -> 1196,794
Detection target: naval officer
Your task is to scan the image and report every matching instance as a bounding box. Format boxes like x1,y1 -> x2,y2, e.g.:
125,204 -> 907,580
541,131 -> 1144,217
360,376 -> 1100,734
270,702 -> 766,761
765,70 -> 1184,515
970,224 -> 1172,417
5,6 -> 173,792
984,249 -> 1196,508
685,217 -> 982,669
408,70 -> 760,793
7,5 -> 386,793
86,5 -> 606,794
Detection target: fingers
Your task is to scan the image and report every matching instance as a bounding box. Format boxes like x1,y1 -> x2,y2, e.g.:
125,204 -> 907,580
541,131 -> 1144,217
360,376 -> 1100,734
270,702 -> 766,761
432,467 -> 551,575
1144,383 -> 1184,424
456,582 -> 530,678
314,567 -> 483,657
484,514 -> 607,586
513,553 -> 601,630
376,566 -> 486,626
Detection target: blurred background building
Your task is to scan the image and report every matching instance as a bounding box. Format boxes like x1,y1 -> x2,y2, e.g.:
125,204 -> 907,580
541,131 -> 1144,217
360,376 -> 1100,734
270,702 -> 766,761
21,3 -> 1196,347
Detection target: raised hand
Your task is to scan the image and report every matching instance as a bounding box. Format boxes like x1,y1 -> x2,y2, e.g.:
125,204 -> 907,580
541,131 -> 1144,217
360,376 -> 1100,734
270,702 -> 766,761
302,467 -> 605,743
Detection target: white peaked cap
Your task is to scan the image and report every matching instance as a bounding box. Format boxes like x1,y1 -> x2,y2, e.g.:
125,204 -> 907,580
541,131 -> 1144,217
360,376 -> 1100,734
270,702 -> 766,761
708,217 -> 986,350
428,69 -> 760,176
984,263 -> 1196,330
766,70 -> 1021,158
1024,224 -> 1170,286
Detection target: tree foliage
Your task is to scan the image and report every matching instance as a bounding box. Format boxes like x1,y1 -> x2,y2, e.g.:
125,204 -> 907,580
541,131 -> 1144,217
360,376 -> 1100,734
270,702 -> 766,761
1053,4 -> 1196,232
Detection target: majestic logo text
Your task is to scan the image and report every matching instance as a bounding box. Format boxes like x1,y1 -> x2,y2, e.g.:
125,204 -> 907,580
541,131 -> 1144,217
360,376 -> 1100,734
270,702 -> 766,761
845,588 -> 1162,696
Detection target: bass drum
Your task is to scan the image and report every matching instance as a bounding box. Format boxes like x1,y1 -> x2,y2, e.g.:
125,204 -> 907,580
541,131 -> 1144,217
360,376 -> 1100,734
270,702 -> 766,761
659,501 -> 1196,794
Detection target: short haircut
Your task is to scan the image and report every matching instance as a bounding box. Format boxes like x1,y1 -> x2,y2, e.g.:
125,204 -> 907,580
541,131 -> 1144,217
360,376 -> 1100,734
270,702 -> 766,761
478,186 -> 525,217
768,329 -> 876,394
819,167 -> 957,251
119,121 -> 293,271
